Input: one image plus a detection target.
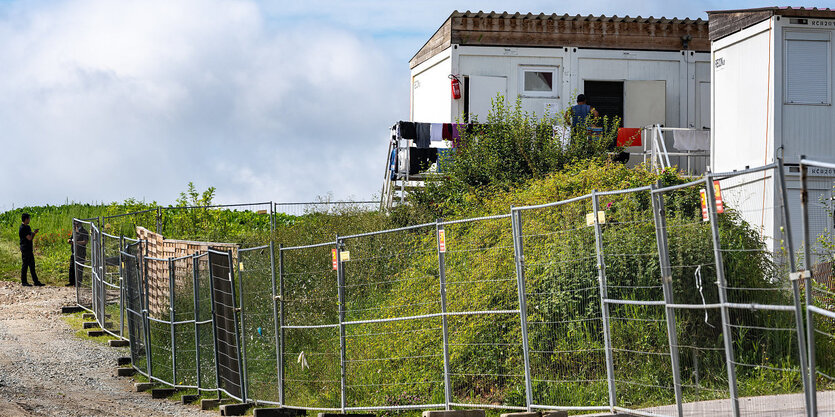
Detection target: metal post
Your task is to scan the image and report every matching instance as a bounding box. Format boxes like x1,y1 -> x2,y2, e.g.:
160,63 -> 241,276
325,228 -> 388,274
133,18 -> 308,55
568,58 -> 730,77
229,250 -> 247,403
800,158 -> 819,417
272,242 -> 284,405
436,221 -> 452,410
336,237 -> 348,413
99,217 -> 104,326
511,209 -> 534,411
193,254 -> 202,391
208,252 -> 223,400
591,191 -> 617,412
776,158 -> 813,417
156,207 -> 162,234
704,175 -> 741,417
270,202 -> 276,235
120,235 -> 125,339
237,251 -> 249,402
651,186 -> 684,417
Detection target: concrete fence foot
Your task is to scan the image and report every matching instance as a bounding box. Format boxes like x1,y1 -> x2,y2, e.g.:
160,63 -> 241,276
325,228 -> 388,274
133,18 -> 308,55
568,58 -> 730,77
220,403 -> 253,416
109,339 -> 129,347
254,408 -> 307,417
150,388 -> 177,399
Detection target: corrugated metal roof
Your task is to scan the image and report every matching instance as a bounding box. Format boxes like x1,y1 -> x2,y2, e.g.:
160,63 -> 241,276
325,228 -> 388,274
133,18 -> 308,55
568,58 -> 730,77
410,10 -> 710,68
707,6 -> 835,41
450,10 -> 708,25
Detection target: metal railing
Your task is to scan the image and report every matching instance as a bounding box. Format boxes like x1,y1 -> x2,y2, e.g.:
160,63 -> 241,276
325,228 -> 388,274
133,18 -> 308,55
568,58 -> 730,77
71,158 -> 835,416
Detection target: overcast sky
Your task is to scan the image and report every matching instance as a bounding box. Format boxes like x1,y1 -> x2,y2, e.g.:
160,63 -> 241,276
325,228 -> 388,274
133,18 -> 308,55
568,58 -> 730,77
0,0 -> 812,210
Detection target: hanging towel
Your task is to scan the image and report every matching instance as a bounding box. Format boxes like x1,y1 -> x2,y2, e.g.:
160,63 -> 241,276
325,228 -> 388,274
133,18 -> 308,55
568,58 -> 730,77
430,123 -> 444,142
398,121 -> 417,140
451,124 -> 462,148
442,123 -> 452,140
673,130 -> 710,151
415,123 -> 431,148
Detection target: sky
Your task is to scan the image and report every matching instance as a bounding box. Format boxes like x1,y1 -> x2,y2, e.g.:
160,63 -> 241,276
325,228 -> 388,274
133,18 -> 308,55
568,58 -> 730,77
0,0 -> 825,210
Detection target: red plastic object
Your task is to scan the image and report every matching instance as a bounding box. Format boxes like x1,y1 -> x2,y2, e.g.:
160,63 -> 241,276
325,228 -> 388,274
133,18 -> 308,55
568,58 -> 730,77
617,128 -> 642,147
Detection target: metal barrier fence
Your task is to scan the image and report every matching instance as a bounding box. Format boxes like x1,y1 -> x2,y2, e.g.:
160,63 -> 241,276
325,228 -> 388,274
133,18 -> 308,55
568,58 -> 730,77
71,159 -> 835,416
801,159 -> 835,417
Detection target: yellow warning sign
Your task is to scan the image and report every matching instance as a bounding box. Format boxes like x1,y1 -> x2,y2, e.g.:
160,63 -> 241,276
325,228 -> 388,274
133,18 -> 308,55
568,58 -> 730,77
341,251 -> 350,262
438,229 -> 446,253
586,211 -> 606,226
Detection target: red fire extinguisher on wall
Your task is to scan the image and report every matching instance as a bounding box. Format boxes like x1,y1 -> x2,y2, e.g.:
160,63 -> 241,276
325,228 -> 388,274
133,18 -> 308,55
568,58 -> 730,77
449,74 -> 461,100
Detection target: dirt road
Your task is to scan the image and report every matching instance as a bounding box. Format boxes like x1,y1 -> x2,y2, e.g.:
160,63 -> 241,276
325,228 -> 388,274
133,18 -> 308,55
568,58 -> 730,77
0,281 -> 215,416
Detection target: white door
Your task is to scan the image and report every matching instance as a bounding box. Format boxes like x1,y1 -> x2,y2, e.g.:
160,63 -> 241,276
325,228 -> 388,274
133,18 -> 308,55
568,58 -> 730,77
468,76 -> 507,122
624,80 -> 666,128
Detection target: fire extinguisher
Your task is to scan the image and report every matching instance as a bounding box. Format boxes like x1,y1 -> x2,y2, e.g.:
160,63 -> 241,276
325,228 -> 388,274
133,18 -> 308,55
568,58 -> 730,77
449,74 -> 461,100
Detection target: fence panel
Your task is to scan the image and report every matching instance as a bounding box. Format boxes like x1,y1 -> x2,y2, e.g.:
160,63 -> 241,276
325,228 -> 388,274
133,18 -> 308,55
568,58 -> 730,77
712,165 -> 808,417
195,252 -> 217,391
239,245 -> 280,404
209,249 -> 245,401
281,242 -> 341,410
91,222 -> 106,323
441,215 -> 525,410
172,255 -> 198,389
596,188 -> 680,416
654,180 -> 735,416
340,224 -> 444,411
801,159 -> 835,416
160,203 -> 272,245
144,256 -> 174,386
72,219 -> 94,311
122,244 -> 149,376
516,197 -> 610,413
101,232 -> 124,338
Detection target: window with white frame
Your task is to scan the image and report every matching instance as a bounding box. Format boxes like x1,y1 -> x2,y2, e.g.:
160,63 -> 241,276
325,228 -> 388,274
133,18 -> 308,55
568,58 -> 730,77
785,31 -> 831,105
519,66 -> 559,98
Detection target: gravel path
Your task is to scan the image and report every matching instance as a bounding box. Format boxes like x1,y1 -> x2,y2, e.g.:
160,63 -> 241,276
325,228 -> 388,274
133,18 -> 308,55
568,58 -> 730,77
0,281 -> 216,416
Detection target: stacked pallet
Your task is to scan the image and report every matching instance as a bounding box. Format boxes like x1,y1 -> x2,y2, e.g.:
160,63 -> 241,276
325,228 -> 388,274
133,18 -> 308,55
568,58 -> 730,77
135,227 -> 238,317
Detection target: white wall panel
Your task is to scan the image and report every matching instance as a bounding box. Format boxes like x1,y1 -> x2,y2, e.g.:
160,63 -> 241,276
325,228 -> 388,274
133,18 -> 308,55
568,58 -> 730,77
412,52 -> 452,123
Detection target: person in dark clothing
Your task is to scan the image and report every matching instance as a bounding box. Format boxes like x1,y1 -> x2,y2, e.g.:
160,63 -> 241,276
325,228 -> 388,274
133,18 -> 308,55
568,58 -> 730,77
67,220 -> 89,287
19,213 -> 43,287
565,94 -> 600,136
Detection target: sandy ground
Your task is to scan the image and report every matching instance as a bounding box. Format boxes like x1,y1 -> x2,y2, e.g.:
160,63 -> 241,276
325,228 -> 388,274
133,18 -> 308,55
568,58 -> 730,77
0,281 -> 215,416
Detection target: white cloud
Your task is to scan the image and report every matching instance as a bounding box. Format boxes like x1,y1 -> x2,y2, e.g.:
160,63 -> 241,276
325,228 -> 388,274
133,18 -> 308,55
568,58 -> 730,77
0,0 -> 768,211
0,0 -> 404,210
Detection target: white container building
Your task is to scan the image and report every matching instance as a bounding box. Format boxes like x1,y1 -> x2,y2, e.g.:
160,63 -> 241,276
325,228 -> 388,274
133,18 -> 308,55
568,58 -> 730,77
709,7 -> 835,258
409,11 -> 713,167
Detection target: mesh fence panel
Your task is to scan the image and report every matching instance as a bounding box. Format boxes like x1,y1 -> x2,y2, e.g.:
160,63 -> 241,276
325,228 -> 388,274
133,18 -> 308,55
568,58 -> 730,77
195,252 -> 217,391
209,249 -> 244,400
802,161 -> 835,416
658,182 -> 733,416
341,225 -> 444,410
145,257 -> 174,386
443,216 -> 524,409
597,189 -> 677,414
713,167 -> 807,417
73,219 -> 93,310
102,233 -> 124,337
160,203 -> 272,246
102,209 -> 158,237
518,198 -> 609,412
281,243 -> 341,410
239,246 -> 280,403
172,256 -> 198,388
122,244 -> 149,376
